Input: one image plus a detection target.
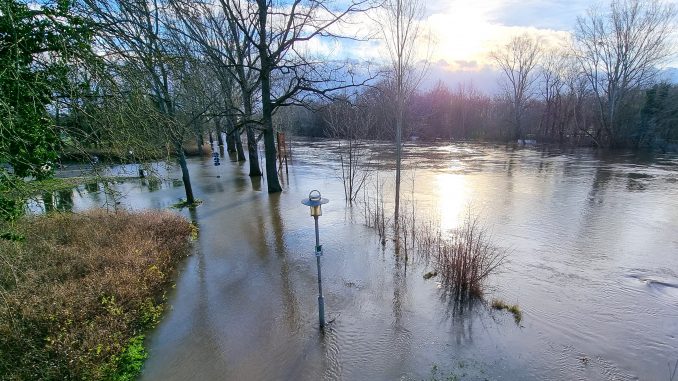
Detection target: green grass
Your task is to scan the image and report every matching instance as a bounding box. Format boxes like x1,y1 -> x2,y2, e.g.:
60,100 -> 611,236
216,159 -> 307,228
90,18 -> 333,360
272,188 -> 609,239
491,299 -> 523,324
24,176 -> 133,194
60,147 -> 166,164
171,198 -> 203,209
1,176 -> 137,203
103,335 -> 148,381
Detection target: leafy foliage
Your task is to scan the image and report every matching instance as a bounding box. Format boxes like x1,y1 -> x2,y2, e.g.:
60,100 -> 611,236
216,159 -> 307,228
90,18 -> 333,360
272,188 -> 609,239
0,0 -> 92,220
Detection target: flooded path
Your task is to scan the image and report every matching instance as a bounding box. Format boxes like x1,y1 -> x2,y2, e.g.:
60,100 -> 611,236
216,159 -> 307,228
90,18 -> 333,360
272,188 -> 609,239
47,141 -> 678,380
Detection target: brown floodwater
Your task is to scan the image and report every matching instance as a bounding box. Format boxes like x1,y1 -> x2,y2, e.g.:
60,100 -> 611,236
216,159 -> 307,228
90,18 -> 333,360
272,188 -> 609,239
40,140 -> 678,380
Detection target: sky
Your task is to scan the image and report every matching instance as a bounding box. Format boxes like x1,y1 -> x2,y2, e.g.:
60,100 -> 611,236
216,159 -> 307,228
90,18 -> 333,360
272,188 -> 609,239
417,0 -> 587,91
324,0 -> 678,93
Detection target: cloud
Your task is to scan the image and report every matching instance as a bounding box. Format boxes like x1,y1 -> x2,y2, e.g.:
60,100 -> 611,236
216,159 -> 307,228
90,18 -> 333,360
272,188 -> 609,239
325,0 -> 678,88
485,0 -> 593,30
423,0 -> 574,66
422,60 -> 501,93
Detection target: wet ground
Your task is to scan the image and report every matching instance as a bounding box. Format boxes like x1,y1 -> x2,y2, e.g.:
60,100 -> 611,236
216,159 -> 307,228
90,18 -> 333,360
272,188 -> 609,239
41,140 -> 678,380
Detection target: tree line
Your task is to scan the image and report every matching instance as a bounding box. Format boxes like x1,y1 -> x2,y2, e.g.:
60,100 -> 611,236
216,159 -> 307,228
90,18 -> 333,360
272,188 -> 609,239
298,76 -> 678,150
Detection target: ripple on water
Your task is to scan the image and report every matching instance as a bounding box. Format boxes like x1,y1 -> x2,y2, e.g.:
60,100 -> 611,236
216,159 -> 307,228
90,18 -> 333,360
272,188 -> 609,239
626,271 -> 678,301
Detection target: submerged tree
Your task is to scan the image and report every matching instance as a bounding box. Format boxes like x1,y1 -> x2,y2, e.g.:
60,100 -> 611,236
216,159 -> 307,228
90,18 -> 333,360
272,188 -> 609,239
323,98 -> 373,202
379,0 -> 427,234
219,0 -> 375,193
170,0 -> 259,171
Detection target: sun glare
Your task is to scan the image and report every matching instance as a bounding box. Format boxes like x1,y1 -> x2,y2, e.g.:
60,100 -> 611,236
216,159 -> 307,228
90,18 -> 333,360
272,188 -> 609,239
423,1 -> 572,70
437,173 -> 469,231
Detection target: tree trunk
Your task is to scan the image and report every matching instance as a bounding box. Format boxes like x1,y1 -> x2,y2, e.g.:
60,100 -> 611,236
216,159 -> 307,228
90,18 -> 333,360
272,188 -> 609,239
257,0 -> 282,192
234,128 -> 246,162
175,141 -> 195,204
195,134 -> 203,156
225,117 -> 236,152
243,125 -> 259,174
263,122 -> 281,192
216,118 -> 224,146
394,99 -> 403,232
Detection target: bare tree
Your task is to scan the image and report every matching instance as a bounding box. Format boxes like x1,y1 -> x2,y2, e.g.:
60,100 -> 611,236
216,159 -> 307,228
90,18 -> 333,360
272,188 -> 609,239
491,34 -> 542,141
323,98 -> 373,202
538,48 -> 568,142
216,0 -> 375,193
573,0 -> 676,147
379,0 -> 427,234
168,1 -> 259,170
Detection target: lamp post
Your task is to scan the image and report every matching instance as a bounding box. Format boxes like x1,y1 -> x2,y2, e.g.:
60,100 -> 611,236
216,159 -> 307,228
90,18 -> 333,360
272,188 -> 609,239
302,190 -> 329,328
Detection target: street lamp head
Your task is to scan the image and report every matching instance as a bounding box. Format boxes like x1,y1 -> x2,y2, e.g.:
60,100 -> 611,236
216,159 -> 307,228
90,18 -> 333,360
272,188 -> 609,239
302,189 -> 329,217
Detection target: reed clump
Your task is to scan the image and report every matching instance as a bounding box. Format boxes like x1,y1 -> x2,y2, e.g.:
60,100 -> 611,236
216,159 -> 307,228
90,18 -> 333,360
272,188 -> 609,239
0,210 -> 193,380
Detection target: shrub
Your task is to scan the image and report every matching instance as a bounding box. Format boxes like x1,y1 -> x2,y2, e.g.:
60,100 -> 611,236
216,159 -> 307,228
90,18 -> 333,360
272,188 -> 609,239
432,215 -> 506,300
0,210 -> 192,380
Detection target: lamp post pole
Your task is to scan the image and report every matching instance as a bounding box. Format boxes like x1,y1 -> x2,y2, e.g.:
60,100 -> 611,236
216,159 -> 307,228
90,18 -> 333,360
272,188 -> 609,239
314,215 -> 325,328
302,190 -> 329,329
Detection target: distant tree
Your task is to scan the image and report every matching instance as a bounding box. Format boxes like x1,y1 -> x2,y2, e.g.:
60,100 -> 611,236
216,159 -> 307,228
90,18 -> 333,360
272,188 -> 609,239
323,98 -> 373,202
635,83 -> 678,148
538,49 -> 568,142
491,34 -> 542,141
573,0 -> 676,147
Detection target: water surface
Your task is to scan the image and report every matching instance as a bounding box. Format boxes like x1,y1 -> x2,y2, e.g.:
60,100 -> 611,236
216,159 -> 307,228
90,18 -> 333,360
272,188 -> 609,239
47,141 -> 678,380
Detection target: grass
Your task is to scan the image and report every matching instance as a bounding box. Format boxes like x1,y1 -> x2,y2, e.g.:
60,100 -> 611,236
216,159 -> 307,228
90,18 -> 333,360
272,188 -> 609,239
171,198 -> 203,209
0,210 -> 193,380
22,176 -> 133,195
60,147 -> 166,164
491,299 -> 523,324
361,183 -> 506,301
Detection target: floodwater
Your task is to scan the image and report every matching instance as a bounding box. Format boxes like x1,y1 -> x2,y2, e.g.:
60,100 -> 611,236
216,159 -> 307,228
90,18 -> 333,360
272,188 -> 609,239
42,140 -> 678,380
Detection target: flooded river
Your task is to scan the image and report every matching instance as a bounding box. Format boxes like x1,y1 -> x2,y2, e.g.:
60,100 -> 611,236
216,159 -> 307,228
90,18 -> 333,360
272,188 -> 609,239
42,140 -> 678,380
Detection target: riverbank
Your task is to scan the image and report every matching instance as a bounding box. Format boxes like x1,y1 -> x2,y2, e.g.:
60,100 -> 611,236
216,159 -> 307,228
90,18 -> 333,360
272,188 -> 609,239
0,210 -> 193,380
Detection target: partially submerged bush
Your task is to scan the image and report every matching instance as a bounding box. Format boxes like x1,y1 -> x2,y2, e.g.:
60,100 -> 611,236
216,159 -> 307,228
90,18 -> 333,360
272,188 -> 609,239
0,210 -> 192,380
388,207 -> 506,301
432,215 -> 506,300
